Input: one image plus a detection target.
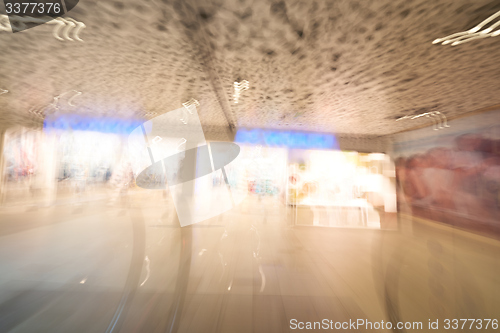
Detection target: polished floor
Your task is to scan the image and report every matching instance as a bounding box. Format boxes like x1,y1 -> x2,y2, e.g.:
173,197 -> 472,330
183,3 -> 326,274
0,189 -> 499,333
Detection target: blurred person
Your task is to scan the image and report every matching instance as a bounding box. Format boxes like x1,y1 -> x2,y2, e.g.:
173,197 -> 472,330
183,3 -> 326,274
108,156 -> 134,207
26,164 -> 44,209
105,167 -> 112,182
5,159 -> 14,181
162,180 -> 170,201
73,161 -> 88,203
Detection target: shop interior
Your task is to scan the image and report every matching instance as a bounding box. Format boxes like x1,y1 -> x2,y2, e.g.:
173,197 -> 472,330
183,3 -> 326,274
0,0 -> 499,332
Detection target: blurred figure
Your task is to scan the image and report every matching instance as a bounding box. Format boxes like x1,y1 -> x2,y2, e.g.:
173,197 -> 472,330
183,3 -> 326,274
108,156 -> 134,207
73,161 -> 87,202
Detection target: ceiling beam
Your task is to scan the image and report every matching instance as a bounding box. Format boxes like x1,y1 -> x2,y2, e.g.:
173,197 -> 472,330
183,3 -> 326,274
172,0 -> 236,135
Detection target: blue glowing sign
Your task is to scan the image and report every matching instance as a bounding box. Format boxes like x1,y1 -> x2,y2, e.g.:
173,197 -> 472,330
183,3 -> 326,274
44,114 -> 143,135
235,129 -> 338,150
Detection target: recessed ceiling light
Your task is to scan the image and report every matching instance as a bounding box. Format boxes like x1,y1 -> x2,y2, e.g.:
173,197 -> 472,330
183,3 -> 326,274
1,15 -> 86,41
397,111 -> 449,130
233,80 -> 249,104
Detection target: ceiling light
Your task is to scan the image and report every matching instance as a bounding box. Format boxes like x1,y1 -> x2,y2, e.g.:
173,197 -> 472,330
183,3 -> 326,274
433,10 -> 500,46
182,98 -> 199,110
0,15 -> 85,41
27,90 -> 82,121
180,98 -> 199,124
233,80 -> 249,104
143,111 -> 157,118
397,111 -> 449,130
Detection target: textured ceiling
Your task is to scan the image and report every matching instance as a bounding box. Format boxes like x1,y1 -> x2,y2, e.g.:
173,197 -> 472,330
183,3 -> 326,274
1,0 -> 500,136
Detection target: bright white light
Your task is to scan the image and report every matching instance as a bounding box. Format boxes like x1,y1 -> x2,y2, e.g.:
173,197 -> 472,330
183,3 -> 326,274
399,111 -> 450,131
182,98 -> 199,111
140,256 -> 150,287
1,15 -> 86,41
433,10 -> 500,46
233,80 -> 249,104
368,153 -> 385,161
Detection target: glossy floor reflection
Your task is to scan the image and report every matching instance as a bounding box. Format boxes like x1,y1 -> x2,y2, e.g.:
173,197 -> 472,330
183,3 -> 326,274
0,190 -> 499,332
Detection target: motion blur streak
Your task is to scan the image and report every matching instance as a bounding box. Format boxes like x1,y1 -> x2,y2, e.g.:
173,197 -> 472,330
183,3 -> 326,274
1,0 -> 500,332
2,113 -> 498,332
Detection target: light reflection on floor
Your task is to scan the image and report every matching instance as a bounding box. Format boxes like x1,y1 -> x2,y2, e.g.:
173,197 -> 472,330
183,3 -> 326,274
0,190 -> 498,333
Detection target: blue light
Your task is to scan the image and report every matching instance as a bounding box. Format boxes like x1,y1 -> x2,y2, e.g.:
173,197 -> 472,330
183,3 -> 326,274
235,129 -> 338,150
44,114 -> 143,135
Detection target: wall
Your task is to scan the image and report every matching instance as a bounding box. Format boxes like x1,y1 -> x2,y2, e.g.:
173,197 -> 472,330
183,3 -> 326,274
390,109 -> 500,239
